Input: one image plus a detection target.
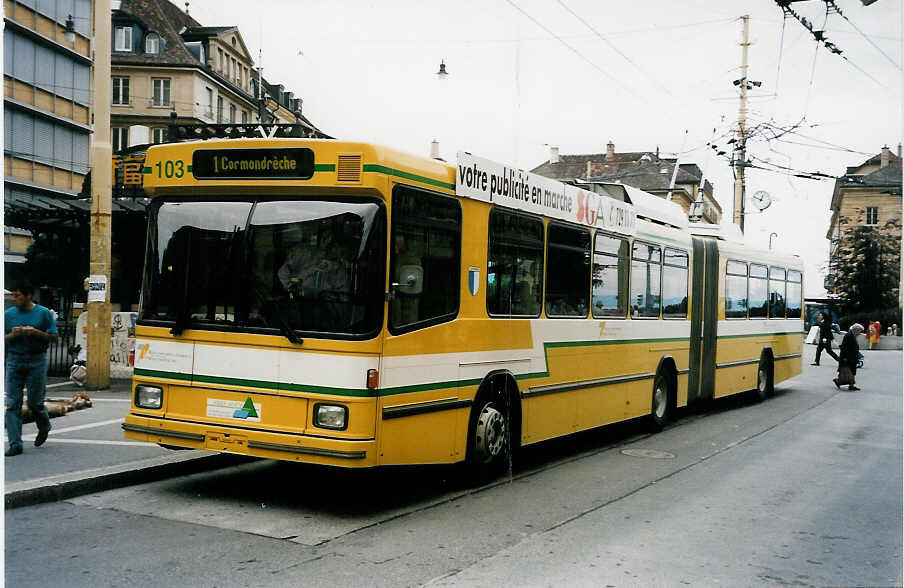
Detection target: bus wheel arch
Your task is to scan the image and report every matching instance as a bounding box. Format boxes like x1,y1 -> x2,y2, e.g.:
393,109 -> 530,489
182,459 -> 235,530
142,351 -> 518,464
650,357 -> 677,431
466,371 -> 521,477
755,349 -> 775,401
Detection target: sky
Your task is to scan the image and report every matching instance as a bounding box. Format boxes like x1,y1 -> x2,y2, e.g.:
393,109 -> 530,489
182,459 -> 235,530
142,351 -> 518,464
187,0 -> 903,296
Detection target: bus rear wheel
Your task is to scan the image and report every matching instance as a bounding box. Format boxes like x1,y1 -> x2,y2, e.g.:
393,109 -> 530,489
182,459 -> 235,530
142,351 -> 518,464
649,373 -> 671,431
754,356 -> 773,402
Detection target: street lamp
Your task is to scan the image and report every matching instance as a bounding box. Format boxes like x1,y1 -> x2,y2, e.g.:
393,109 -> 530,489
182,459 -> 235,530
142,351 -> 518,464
436,60 -> 449,80
64,15 -> 76,42
769,232 -> 778,250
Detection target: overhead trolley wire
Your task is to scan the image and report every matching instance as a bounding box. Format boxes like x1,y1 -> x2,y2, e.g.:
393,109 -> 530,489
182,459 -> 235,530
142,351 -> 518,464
503,0 -> 641,100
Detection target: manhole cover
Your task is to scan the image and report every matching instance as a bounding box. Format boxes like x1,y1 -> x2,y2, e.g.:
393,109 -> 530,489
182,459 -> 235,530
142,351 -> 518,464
620,448 -> 675,459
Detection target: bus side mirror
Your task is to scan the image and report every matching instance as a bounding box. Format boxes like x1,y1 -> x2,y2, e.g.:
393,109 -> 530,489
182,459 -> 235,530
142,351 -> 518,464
391,265 -> 423,296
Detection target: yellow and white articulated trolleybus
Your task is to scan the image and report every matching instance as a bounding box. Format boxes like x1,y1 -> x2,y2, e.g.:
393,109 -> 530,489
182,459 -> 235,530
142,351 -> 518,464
123,134 -> 803,478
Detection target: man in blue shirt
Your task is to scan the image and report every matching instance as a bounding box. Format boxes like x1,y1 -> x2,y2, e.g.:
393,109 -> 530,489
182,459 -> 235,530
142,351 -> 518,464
5,281 -> 58,456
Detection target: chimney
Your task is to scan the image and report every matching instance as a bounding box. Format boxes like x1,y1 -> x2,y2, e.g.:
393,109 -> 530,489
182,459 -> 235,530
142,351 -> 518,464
549,146 -> 559,164
430,139 -> 440,160
880,145 -> 891,167
898,143 -> 902,158
585,161 -> 592,178
606,141 -> 615,158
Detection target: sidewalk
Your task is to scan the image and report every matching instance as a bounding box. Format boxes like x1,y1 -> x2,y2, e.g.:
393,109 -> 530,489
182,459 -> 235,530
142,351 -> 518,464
4,376 -> 245,509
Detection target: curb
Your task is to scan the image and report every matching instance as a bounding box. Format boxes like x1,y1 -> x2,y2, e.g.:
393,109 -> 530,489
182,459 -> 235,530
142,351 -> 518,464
5,451 -> 252,509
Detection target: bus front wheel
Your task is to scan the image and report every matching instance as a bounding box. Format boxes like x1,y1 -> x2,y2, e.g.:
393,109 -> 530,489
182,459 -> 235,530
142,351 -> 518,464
466,380 -> 513,482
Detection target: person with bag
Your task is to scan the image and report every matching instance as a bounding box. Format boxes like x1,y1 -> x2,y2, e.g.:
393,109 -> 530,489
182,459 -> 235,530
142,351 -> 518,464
834,323 -> 863,391
812,312 -> 839,366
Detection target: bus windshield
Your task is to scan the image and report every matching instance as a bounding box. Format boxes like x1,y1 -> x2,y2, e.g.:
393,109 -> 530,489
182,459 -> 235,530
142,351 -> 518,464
140,197 -> 386,339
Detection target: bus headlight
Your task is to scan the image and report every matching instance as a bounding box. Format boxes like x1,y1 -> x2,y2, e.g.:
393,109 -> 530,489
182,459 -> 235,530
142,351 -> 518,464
313,404 -> 348,430
135,385 -> 163,409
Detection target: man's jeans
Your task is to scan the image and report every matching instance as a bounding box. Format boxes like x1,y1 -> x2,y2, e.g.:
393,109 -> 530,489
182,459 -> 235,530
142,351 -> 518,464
5,353 -> 51,450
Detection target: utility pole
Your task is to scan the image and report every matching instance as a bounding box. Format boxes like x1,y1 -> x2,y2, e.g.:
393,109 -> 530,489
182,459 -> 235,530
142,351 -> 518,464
86,0 -> 112,389
733,14 -> 750,234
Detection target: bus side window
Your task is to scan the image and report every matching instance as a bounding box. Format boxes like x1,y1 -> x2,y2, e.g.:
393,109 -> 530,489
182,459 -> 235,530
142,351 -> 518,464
725,260 -> 748,319
748,264 -> 768,318
786,270 -> 802,318
487,209 -> 543,317
630,241 -> 662,318
546,223 -> 590,317
663,247 -> 688,318
389,185 -> 461,334
592,232 -> 629,318
769,266 -> 786,319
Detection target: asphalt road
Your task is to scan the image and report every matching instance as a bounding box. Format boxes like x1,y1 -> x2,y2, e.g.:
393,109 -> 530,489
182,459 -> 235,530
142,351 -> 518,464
6,345 -> 902,587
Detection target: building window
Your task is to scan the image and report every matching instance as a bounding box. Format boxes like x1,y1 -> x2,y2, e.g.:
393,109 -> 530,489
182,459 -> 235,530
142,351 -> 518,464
204,88 -> 213,118
112,127 -> 128,152
217,48 -> 224,72
145,32 -> 161,55
241,110 -> 248,123
112,77 -> 130,105
217,96 -> 223,122
228,103 -> 236,123
152,128 -> 166,144
866,206 -> 879,226
114,26 -> 132,52
151,78 -> 171,106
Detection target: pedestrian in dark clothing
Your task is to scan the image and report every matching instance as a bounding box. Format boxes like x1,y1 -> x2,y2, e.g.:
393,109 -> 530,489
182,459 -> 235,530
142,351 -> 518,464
4,281 -> 58,456
834,323 -> 863,392
812,312 -> 839,366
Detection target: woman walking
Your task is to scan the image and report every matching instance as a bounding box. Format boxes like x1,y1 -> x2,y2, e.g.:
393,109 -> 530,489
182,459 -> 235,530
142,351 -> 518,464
835,323 -> 863,391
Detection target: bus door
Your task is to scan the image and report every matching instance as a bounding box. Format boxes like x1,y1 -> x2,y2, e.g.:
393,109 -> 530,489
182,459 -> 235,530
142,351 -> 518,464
687,237 -> 719,404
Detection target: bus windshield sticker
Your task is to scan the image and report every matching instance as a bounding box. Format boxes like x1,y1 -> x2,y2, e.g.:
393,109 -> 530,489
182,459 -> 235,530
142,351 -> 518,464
468,266 -> 480,296
456,152 -> 636,236
191,148 -> 315,180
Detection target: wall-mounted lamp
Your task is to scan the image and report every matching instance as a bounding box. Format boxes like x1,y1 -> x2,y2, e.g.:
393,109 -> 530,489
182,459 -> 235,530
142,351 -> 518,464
64,14 -> 76,42
769,232 -> 778,250
436,60 -> 448,80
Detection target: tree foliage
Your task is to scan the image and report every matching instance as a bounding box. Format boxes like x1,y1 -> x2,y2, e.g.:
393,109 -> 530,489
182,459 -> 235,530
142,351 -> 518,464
831,215 -> 901,315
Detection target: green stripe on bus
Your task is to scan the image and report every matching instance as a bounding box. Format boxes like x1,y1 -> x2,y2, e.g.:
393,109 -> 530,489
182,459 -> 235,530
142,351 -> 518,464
362,164 -> 455,190
134,331 -> 799,399
315,163 -> 336,172
142,167 -> 152,174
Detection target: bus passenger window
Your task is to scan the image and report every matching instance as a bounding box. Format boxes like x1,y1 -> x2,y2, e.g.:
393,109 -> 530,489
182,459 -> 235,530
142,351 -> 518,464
662,248 -> 688,318
487,210 -> 543,317
546,223 -> 590,317
389,186 -> 461,334
748,264 -> 768,318
630,242 -> 662,318
592,233 -> 629,317
786,270 -> 802,318
769,266 -> 787,318
725,260 -> 748,319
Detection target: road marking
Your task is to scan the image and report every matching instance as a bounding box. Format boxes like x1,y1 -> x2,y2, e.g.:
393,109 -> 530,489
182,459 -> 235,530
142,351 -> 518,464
23,418 -> 124,438
88,398 -> 132,403
20,438 -> 150,446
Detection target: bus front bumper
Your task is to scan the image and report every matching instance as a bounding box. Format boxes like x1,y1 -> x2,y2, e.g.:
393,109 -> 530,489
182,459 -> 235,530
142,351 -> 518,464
123,413 -> 379,467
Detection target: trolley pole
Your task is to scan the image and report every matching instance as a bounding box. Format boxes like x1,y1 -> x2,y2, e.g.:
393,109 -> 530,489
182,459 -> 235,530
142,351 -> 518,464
733,14 -> 750,234
86,0 -> 112,390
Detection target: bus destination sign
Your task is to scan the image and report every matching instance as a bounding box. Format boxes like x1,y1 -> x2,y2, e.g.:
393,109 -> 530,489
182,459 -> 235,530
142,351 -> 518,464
191,148 -> 315,180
